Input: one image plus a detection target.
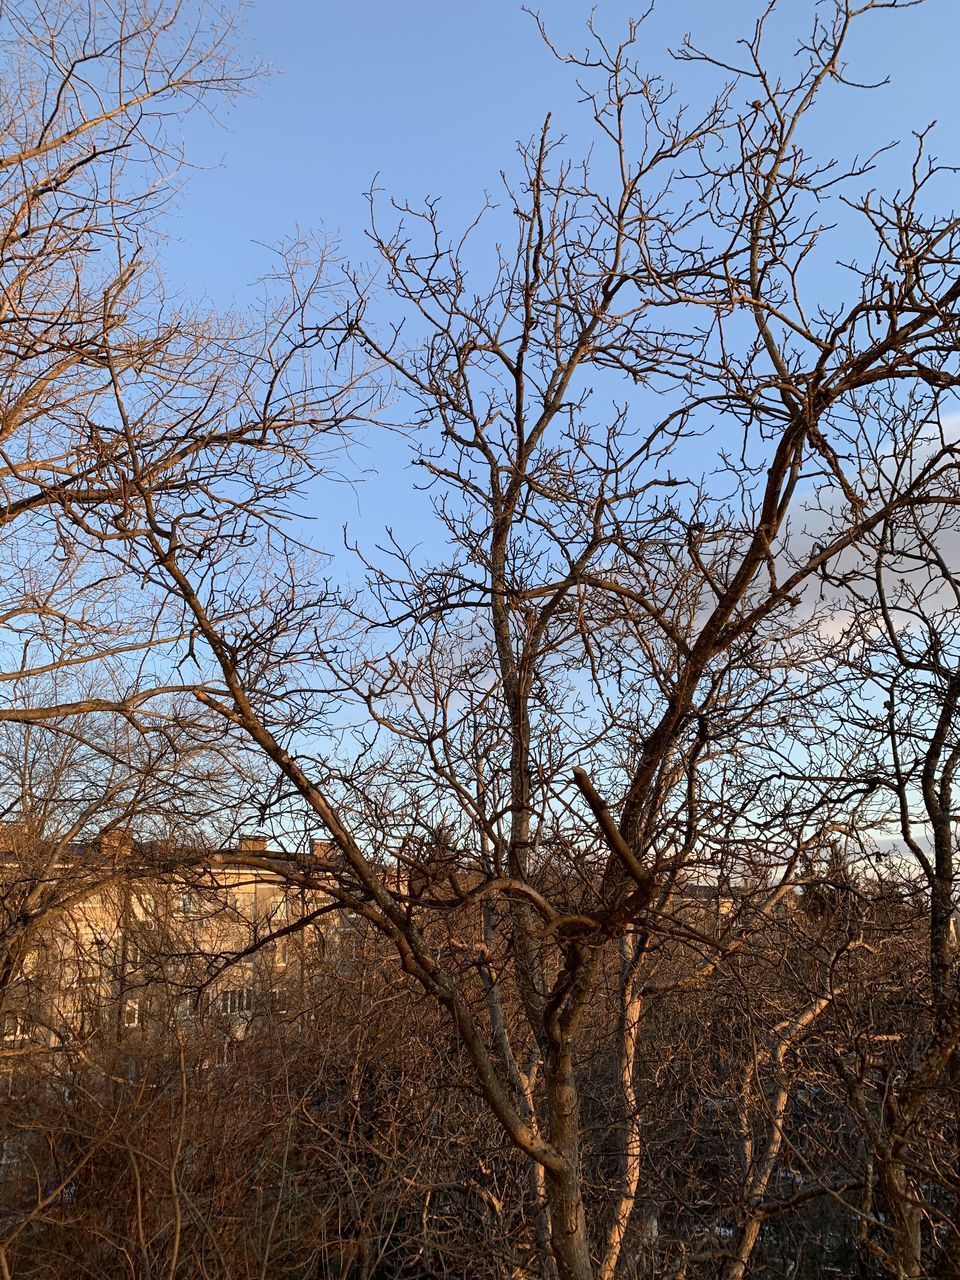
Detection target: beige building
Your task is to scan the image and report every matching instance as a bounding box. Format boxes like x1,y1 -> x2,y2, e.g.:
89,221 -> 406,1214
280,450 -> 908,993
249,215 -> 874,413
0,829 -> 331,1070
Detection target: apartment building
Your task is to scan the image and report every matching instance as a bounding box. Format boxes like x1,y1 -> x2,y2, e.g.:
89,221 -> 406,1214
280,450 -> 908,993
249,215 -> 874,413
0,828 -> 332,1069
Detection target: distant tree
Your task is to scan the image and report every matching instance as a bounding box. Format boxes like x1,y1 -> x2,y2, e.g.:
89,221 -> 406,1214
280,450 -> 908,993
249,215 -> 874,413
130,3 -> 960,1277
0,0 -> 358,784
813,471 -> 960,1276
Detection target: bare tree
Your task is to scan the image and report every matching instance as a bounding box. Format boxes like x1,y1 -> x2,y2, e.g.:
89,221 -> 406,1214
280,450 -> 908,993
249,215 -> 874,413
113,4 -> 960,1277
3,1 -> 960,1278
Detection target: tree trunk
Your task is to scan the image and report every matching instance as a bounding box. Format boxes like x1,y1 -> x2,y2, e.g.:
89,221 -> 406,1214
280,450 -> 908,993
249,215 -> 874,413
544,1049 -> 594,1280
600,955 -> 644,1280
544,1165 -> 594,1280
879,1154 -> 922,1280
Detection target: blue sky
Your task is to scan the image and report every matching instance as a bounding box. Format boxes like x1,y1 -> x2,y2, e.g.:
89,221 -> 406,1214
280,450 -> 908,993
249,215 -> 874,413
166,0 -> 959,301
160,0 -> 960,551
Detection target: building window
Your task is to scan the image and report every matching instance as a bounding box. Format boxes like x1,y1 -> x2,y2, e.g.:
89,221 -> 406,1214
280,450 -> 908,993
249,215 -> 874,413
0,1014 -> 27,1045
215,1038 -> 238,1068
131,891 -> 155,922
178,893 -> 194,915
233,891 -> 254,919
176,995 -> 196,1020
122,998 -> 141,1028
218,988 -> 252,1016
0,1137 -> 24,1167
